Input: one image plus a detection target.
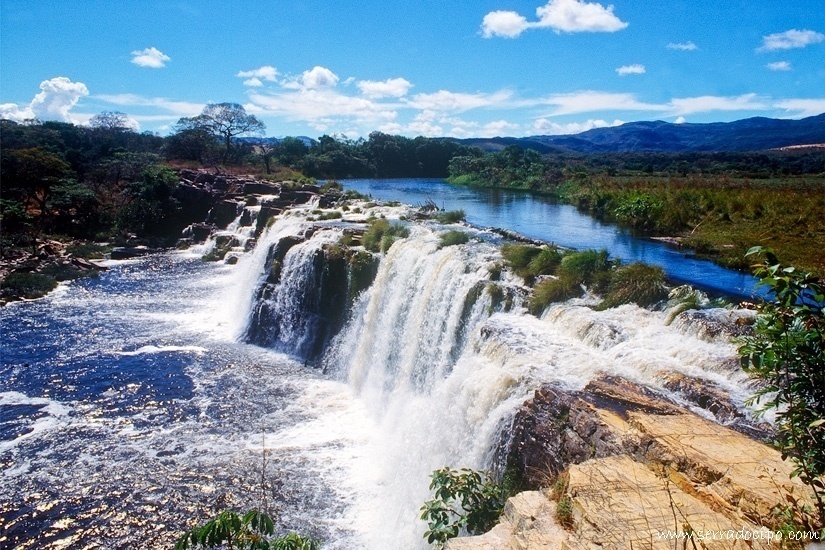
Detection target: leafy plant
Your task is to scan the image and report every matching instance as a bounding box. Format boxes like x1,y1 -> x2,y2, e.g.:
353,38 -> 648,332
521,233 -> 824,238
176,509 -> 319,550
738,246 -> 825,527
420,467 -> 507,547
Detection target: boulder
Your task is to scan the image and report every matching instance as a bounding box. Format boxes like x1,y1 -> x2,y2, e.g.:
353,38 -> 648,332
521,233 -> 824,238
207,200 -> 241,229
110,246 -> 161,259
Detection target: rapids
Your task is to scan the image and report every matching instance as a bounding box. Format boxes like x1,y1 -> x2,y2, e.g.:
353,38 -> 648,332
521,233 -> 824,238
0,200 -> 758,549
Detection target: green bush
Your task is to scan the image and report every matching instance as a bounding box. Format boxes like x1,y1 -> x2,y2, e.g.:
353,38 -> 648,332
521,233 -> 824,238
420,467 -> 506,546
557,249 -> 611,287
438,230 -> 469,248
1,272 -> 58,300
501,244 -> 541,278
738,247 -> 825,527
362,218 -> 409,253
599,262 -> 667,309
527,247 -> 564,278
529,276 -> 583,314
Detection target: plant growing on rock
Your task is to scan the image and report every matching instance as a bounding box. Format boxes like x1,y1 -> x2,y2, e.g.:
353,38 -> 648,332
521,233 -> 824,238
362,218 -> 409,253
438,230 -> 470,248
420,467 -> 507,547
598,262 -> 668,310
738,247 -> 825,528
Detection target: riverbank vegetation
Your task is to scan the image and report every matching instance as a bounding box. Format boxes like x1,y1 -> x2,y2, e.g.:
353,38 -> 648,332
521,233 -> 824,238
446,146 -> 825,276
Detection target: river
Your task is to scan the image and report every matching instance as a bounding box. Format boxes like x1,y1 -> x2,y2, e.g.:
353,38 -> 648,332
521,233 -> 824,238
341,178 -> 759,298
0,185 -> 757,549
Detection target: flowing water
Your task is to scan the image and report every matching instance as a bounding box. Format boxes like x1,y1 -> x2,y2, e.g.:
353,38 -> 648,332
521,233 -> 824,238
1,196 -> 758,549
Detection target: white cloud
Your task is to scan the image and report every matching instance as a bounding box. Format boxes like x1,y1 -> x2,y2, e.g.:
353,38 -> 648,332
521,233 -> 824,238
532,117 -> 622,135
130,47 -> 170,68
766,61 -> 792,71
482,0 -> 628,38
247,88 -> 398,126
534,0 -> 628,33
757,29 -> 824,52
668,94 -> 768,115
616,64 -> 645,76
357,78 -> 413,98
406,89 -> 514,112
236,66 -> 279,87
674,116 -> 686,124
0,76 -> 89,122
301,66 -> 339,89
667,41 -> 697,51
538,91 -> 665,116
480,120 -> 520,137
95,93 -> 204,117
481,10 -> 529,38
774,99 -> 825,118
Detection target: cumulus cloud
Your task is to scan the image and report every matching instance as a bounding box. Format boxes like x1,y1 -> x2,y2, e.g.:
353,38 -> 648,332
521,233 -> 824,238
236,66 -> 278,87
482,0 -> 628,38
674,116 -> 686,124
532,117 -> 622,135
247,88 -> 397,126
766,61 -> 792,71
357,78 -> 413,98
757,29 -> 824,52
301,66 -> 339,89
481,11 -> 529,38
131,47 -> 170,68
667,41 -> 697,51
616,64 -> 645,76
0,76 -> 89,122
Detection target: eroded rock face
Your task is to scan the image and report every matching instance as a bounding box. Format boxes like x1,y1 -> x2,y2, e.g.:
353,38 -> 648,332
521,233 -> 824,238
456,379 -> 813,550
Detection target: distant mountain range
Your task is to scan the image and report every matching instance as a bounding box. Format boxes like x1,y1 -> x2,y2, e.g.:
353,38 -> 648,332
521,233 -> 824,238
455,113 -> 825,154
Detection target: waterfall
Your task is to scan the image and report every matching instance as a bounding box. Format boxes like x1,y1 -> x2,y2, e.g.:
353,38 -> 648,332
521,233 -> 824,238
230,208 -> 756,548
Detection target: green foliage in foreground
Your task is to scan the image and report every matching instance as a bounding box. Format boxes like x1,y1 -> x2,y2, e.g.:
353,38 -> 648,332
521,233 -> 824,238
738,247 -> 825,527
362,218 -> 410,253
176,509 -> 319,550
420,467 -> 507,547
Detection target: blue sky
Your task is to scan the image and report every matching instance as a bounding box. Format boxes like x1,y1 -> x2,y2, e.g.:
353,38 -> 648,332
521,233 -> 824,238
1,0 -> 823,138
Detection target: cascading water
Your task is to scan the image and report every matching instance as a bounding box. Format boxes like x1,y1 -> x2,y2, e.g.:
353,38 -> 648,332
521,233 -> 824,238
0,199 -> 763,550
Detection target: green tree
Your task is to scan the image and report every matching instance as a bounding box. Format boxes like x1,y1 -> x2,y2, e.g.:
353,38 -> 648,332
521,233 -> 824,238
738,247 -> 825,526
177,103 -> 265,164
2,146 -> 73,223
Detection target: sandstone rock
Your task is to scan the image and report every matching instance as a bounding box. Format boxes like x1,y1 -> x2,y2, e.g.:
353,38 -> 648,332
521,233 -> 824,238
459,411 -> 810,549
207,200 -> 241,229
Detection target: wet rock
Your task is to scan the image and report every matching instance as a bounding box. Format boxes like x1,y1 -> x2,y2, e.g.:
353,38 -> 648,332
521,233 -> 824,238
207,200 -> 241,229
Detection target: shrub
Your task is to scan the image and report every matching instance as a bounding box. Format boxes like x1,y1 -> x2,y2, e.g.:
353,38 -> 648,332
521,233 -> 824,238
557,249 -> 611,287
438,230 -> 469,248
501,244 -> 541,278
436,209 -> 466,224
529,276 -> 583,315
556,495 -> 574,529
738,247 -> 825,526
362,218 -> 409,253
527,247 -> 563,278
420,467 -> 507,546
1,272 -> 58,300
176,509 -> 319,550
599,262 -> 667,309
